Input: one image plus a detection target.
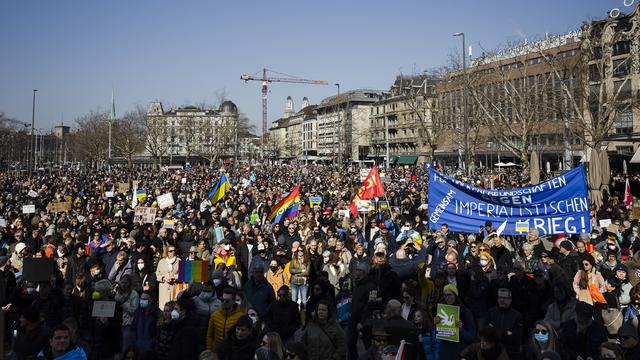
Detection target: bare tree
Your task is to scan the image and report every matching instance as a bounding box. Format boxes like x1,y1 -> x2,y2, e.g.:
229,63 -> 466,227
69,111 -> 109,168
112,106 -> 147,169
537,20 -> 637,150
145,113 -> 168,168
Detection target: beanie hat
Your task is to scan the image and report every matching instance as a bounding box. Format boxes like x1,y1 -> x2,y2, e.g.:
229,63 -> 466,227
443,284 -> 459,297
559,240 -> 573,252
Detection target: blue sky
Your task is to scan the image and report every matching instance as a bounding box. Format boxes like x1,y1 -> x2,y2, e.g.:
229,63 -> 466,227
0,1 -> 620,132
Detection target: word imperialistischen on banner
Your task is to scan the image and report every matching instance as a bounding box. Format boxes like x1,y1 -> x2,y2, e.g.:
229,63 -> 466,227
428,165 -> 590,236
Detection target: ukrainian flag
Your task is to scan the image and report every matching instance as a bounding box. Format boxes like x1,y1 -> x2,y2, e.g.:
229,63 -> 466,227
208,173 -> 231,204
268,185 -> 301,224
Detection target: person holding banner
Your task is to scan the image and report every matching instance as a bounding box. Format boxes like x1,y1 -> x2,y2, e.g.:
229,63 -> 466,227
434,284 -> 476,359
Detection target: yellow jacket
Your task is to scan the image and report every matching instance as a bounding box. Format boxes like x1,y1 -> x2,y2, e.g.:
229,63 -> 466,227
206,306 -> 244,350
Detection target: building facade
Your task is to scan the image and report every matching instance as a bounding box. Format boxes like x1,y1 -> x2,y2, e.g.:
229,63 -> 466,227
315,89 -> 384,163
369,74 -> 440,166
145,101 -> 239,164
269,97 -> 318,161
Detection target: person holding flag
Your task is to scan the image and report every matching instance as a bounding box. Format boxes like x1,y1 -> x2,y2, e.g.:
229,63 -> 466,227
208,173 -> 231,205
349,164 -> 385,218
268,185 -> 301,225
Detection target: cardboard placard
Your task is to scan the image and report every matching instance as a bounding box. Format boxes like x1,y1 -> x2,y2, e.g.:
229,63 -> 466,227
157,193 -> 175,209
633,208 -> 640,220
118,182 -> 130,193
134,206 -> 157,224
22,258 -> 55,282
22,205 -> 36,214
51,201 -> 71,213
92,301 -> 116,318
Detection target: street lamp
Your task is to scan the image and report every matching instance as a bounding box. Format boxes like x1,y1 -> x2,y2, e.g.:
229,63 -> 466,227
29,89 -> 37,177
453,32 -> 469,175
334,83 -> 340,165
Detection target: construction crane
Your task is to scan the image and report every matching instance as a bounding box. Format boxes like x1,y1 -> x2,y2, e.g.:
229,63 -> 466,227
240,68 -> 327,152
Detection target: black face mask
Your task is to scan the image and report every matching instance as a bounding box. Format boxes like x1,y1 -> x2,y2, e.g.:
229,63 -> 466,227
270,266 -> 278,272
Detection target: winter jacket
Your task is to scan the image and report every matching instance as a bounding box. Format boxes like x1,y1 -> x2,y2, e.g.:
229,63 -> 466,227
36,346 -> 87,360
290,258 -> 310,286
167,315 -> 199,360
302,318 -> 347,360
544,298 -> 577,336
13,323 -> 51,360
215,331 -> 259,360
132,307 -> 158,352
263,299 -> 301,341
439,306 -> 476,360
206,306 -> 244,350
243,278 -> 276,316
266,267 -> 289,293
487,306 -> 523,360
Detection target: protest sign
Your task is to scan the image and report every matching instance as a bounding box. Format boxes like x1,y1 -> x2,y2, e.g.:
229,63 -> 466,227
436,303 -> 460,342
27,190 -> 38,198
359,168 -> 371,182
22,205 -> 36,214
599,219 -> 612,228
157,193 -> 175,209
105,191 -> 114,198
378,201 -> 389,210
51,202 -> 71,213
339,209 -> 351,219
118,182 -> 130,193
0,218 -> 5,228
134,207 -> 157,224
92,301 -> 116,318
22,258 -> 55,282
177,260 -> 209,283
633,208 -> 640,221
181,177 -> 187,184
135,190 -> 147,201
356,200 -> 375,213
428,165 -> 590,236
163,219 -> 175,229
309,196 -> 323,207
214,226 -> 225,243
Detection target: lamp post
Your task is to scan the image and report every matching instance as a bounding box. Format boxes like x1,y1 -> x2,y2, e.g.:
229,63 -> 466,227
385,114 -> 390,169
29,89 -> 37,177
453,32 -> 469,175
334,83 -> 340,165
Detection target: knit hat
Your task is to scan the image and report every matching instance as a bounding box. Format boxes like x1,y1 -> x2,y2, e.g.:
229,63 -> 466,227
443,284 -> 459,297
15,242 -> 26,254
94,279 -> 112,294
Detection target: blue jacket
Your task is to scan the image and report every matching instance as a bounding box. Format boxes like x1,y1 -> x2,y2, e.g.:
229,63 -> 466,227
421,330 -> 441,360
242,278 -> 275,316
37,346 -> 87,360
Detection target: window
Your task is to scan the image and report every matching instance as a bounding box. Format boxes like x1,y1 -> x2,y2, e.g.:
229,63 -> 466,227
614,110 -> 633,134
613,41 -> 631,56
613,58 -> 630,77
615,80 -> 632,99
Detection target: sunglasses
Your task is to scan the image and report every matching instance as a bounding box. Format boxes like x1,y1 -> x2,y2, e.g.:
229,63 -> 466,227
534,329 -> 548,335
168,250 -> 175,253
582,262 -> 591,267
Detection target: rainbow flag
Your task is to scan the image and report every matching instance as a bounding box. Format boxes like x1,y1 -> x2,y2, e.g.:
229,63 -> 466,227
178,260 -> 209,283
268,185 -> 301,224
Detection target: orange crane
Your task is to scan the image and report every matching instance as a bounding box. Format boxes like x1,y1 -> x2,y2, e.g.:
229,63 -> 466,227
241,68 -> 327,151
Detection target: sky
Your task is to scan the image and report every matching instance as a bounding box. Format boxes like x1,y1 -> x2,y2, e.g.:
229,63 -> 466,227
0,1 -> 622,133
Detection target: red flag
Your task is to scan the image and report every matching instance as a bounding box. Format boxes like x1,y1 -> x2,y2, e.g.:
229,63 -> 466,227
625,178 -> 633,207
349,164 -> 385,217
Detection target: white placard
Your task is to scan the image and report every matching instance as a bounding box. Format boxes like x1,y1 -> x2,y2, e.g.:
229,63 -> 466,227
0,218 -> 6,227
181,177 -> 187,184
339,209 -> 351,219
599,219 -> 612,228
91,301 -> 116,318
357,200 -> 375,213
359,168 -> 371,182
105,191 -> 114,198
157,193 -> 175,209
22,205 -> 36,214
27,190 -> 38,198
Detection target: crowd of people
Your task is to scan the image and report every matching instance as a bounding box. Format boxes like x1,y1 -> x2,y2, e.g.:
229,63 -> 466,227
0,163 -> 638,360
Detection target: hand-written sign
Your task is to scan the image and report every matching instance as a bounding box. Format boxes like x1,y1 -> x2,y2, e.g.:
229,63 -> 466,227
428,165 -> 590,236
157,193 -> 175,209
51,201 -> 71,213
118,182 -> 130,193
134,206 -> 157,224
22,205 -> 36,214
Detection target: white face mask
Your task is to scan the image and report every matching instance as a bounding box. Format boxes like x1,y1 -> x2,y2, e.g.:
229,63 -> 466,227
170,310 -> 180,320
248,314 -> 258,323
213,279 -> 222,286
137,263 -> 145,271
235,299 -> 242,306
480,259 -> 489,267
223,245 -> 230,251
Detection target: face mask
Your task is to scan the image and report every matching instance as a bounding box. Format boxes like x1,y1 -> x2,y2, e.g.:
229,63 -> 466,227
534,332 -> 549,343
140,299 -> 149,308
235,299 -> 242,306
26,287 -> 36,295
170,310 -> 180,320
270,266 -> 278,272
137,263 -> 145,271
223,245 -> 230,251
323,257 -> 330,264
92,291 -> 101,300
92,270 -> 101,277
480,259 -> 489,267
608,245 -> 617,251
213,279 -> 222,286
422,221 -> 428,225
57,250 -> 65,257
200,292 -> 212,301
248,314 -> 258,324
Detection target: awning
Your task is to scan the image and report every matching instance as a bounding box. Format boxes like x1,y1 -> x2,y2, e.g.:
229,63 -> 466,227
389,156 -> 399,165
397,155 -> 418,165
